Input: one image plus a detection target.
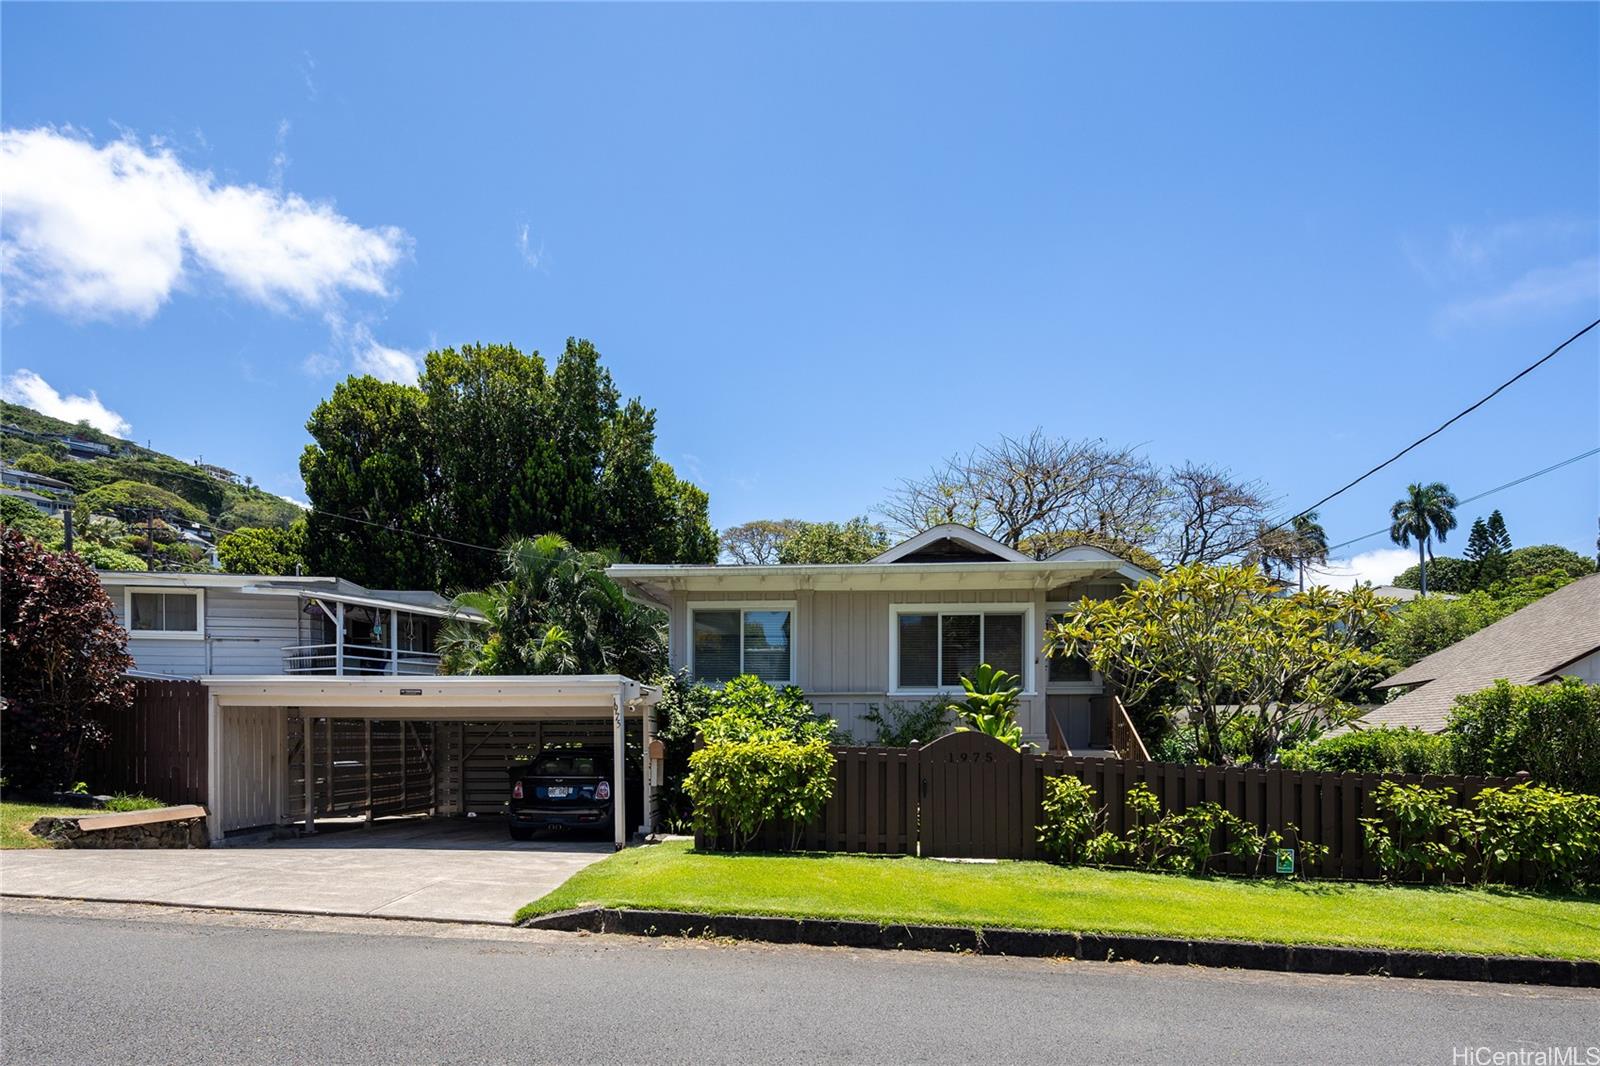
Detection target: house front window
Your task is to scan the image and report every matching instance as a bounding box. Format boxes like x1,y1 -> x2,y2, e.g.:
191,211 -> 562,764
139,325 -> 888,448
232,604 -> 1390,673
894,608 -> 1027,692
127,590 -> 204,637
690,605 -> 794,685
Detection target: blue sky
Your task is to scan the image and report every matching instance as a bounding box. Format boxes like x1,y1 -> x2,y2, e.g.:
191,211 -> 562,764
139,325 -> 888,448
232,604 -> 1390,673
2,3 -> 1596,584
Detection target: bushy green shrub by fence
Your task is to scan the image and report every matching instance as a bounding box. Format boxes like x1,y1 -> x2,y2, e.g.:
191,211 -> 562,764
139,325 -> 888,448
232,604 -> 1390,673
1279,727 -> 1453,775
652,673 -> 838,832
1361,780 -> 1600,892
685,735 -> 834,851
670,674 -> 839,850
1446,679 -> 1600,796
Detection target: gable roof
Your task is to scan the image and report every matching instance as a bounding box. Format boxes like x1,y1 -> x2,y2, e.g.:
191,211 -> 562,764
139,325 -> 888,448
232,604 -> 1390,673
869,524 -> 1031,564
1362,573 -> 1600,733
608,524 -> 1156,608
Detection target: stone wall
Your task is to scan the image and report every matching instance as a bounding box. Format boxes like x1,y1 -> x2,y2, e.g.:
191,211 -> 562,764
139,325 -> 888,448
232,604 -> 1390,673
29,810 -> 209,849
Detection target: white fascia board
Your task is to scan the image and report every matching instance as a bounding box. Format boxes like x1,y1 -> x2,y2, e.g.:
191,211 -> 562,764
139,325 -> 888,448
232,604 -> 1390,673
202,674 -> 661,711
236,584 -> 481,622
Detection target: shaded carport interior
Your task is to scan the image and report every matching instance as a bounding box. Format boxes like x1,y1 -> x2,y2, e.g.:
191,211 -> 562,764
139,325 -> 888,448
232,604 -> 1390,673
202,676 -> 661,848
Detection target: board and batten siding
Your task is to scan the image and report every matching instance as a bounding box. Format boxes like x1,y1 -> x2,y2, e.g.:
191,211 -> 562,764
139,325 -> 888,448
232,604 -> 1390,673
112,586 -> 306,678
670,587 -> 1055,742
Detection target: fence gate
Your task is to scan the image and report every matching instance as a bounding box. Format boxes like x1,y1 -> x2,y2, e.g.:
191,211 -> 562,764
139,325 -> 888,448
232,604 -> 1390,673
917,731 -> 1027,859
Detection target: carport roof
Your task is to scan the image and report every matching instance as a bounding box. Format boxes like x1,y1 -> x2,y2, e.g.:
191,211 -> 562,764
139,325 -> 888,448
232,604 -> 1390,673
201,674 -> 661,713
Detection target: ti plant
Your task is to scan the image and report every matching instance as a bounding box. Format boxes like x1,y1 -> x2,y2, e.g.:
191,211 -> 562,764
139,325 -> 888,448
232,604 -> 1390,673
955,663 -> 1023,750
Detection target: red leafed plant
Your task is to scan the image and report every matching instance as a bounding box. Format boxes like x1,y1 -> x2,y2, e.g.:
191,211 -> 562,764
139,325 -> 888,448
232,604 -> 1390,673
1,527 -> 133,790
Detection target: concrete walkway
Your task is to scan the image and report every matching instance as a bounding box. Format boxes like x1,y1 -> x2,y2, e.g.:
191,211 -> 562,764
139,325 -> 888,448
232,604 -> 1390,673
0,818 -> 610,924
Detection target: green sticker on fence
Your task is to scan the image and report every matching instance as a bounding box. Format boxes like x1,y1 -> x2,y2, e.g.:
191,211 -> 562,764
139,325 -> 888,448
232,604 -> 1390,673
1275,848 -> 1295,875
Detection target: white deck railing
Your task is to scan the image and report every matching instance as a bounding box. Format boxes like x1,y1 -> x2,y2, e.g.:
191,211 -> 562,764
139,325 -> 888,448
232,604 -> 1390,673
281,643 -> 441,676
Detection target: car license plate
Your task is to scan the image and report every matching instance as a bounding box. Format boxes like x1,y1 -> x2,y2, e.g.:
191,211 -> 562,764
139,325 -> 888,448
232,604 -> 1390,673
547,786 -> 571,798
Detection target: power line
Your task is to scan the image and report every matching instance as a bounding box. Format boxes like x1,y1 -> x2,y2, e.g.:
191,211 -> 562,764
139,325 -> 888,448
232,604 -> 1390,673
1320,445 -> 1600,554
1270,317 -> 1599,536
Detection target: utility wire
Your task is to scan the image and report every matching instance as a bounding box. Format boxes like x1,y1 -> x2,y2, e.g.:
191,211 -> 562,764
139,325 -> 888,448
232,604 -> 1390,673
1318,445 -> 1600,554
1268,317 -> 1599,536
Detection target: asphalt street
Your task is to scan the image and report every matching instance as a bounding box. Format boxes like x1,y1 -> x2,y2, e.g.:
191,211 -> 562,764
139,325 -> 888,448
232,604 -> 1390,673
2,899 -> 1595,1065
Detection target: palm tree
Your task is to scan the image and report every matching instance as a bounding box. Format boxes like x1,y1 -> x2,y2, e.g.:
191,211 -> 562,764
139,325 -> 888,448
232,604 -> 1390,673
1289,512 -> 1328,592
438,534 -> 664,677
1389,483 -> 1459,596
1254,512 -> 1329,592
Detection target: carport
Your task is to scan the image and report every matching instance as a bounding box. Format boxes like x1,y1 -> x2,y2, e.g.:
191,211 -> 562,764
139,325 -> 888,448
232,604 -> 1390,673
200,675 -> 661,848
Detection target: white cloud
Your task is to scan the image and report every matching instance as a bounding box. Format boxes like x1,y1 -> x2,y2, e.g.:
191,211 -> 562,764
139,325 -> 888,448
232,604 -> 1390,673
275,493 -> 310,510
1,369 -> 132,436
268,119 -> 291,190
0,126 -> 409,321
351,325 -> 420,383
301,352 -> 341,378
1439,256 -> 1600,326
516,222 -> 543,269
1304,547 -> 1417,591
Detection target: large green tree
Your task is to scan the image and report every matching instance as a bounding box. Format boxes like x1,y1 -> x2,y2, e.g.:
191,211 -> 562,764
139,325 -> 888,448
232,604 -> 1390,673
217,521 -> 307,576
776,517 -> 890,564
304,339 -> 715,592
300,376 -> 437,589
1388,482 -> 1459,597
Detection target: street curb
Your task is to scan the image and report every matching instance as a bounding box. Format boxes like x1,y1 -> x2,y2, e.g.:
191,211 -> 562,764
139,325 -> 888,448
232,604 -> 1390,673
519,907 -> 1598,988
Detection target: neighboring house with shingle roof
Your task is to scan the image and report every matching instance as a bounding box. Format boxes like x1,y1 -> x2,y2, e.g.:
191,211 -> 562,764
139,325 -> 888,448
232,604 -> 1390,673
1362,573 -> 1600,733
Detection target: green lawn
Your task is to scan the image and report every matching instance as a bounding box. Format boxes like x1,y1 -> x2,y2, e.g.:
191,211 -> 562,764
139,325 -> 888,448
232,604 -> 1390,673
518,840 -> 1600,960
0,801 -> 84,849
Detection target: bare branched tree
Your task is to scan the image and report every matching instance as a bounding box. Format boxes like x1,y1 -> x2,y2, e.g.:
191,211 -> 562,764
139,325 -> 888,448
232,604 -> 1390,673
719,519 -> 803,565
1160,462 -> 1274,566
881,431 -> 1169,556
882,432 -> 1275,569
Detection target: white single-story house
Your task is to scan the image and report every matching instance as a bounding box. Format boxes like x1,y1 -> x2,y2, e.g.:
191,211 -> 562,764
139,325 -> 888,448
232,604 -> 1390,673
606,523 -> 1155,752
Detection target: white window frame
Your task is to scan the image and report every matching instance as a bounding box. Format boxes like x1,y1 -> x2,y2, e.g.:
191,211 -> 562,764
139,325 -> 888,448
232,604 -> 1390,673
687,600 -> 798,687
1044,602 -> 1103,694
123,587 -> 206,640
888,603 -> 1034,697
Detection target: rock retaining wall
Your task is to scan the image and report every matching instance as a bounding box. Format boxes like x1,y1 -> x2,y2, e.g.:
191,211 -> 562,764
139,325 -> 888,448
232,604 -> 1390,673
29,806 -> 209,849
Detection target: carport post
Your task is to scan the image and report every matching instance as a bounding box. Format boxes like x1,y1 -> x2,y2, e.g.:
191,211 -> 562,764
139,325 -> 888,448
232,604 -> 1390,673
639,699 -> 654,837
303,709 -> 317,835
206,692 -> 224,843
612,692 -> 626,850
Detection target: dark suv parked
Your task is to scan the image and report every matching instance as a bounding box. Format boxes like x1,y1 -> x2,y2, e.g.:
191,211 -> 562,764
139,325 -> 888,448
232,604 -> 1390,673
506,746 -> 639,840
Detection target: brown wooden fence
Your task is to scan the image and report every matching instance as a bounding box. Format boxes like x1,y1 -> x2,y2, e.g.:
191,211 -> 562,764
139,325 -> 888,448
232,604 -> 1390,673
694,731 -> 1523,880
81,677 -> 209,806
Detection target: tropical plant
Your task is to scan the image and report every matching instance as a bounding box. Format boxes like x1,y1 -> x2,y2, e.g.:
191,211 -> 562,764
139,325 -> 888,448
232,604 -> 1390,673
1,529 -> 134,789
1360,781 -> 1471,884
1388,482 -> 1459,596
1468,783 -> 1600,892
1464,516 -> 1507,587
861,697 -> 954,746
692,675 -> 837,745
1051,564 -> 1389,765
953,664 -> 1023,749
437,534 -> 664,679
1037,775 -> 1105,865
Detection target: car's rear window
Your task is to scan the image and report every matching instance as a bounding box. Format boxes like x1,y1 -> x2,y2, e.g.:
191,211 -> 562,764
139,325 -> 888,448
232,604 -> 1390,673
531,754 -> 601,776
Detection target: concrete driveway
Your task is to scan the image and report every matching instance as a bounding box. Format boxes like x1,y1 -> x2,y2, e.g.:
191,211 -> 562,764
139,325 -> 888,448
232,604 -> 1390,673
0,818 -> 610,924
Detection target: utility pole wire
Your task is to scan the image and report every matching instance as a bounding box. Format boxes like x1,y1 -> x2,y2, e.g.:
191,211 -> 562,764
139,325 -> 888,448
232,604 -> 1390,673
1266,317 -> 1600,539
